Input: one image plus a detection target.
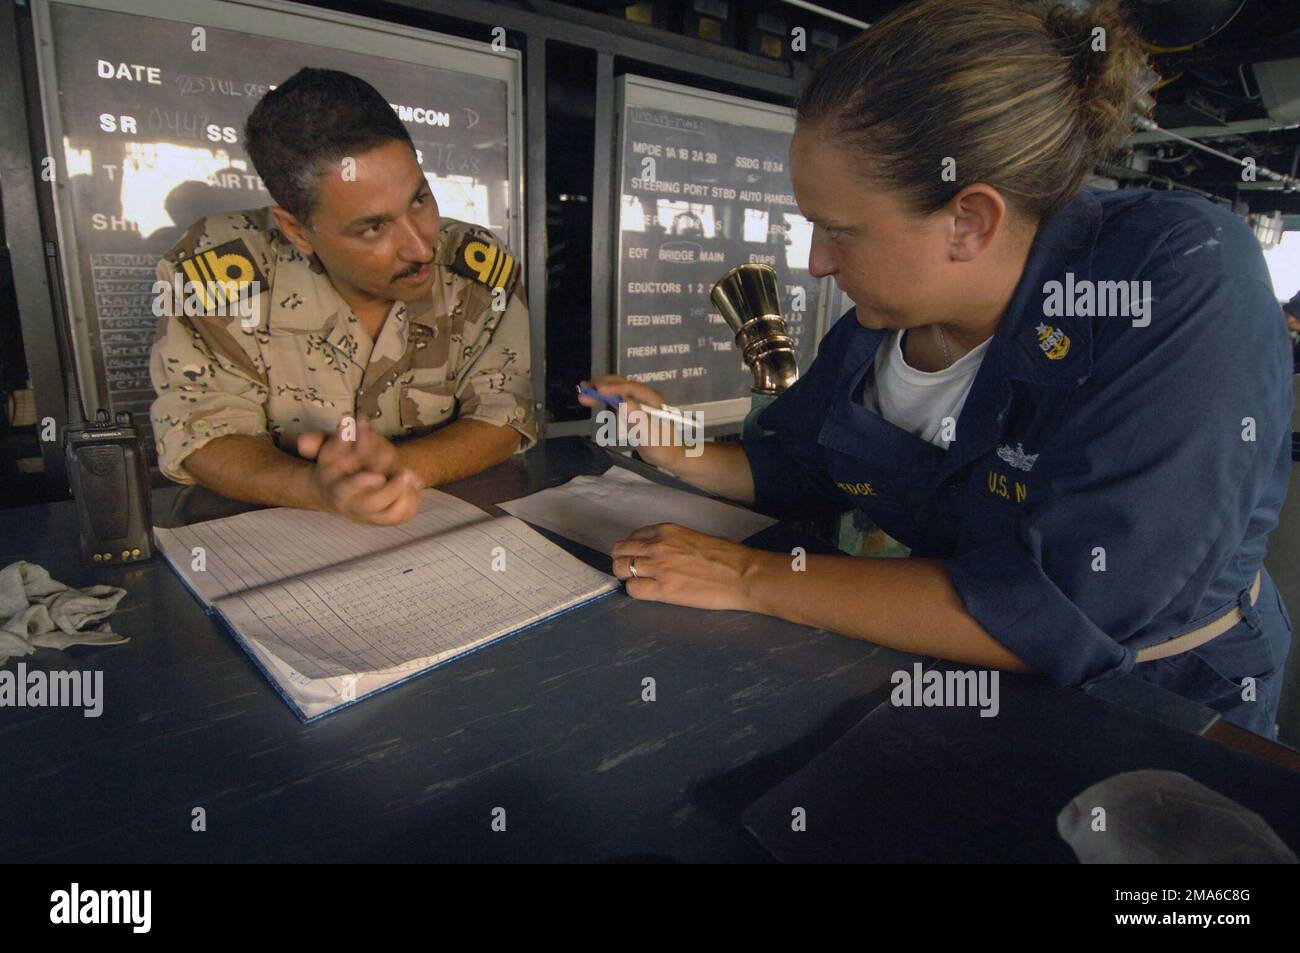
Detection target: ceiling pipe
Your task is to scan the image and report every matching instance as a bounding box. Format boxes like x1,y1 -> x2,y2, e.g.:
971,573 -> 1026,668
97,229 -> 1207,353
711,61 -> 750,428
1132,115 -> 1300,190
1129,117 -> 1299,145
776,0 -> 870,31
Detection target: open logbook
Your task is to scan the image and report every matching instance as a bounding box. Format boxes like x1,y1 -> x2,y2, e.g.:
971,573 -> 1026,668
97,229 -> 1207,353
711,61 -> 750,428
154,490 -> 619,721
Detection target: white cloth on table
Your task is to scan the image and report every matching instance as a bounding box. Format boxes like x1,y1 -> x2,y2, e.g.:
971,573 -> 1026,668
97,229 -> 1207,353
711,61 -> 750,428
0,561 -> 129,665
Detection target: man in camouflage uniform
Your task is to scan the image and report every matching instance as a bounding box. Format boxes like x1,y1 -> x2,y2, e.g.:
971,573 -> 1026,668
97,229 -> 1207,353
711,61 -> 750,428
150,68 -> 536,525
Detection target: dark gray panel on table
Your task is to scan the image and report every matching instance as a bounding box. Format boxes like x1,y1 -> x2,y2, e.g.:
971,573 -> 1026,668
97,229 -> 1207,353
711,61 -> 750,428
743,663 -> 1300,863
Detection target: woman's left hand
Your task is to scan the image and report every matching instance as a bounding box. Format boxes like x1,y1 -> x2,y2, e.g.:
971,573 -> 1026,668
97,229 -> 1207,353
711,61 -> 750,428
610,523 -> 761,612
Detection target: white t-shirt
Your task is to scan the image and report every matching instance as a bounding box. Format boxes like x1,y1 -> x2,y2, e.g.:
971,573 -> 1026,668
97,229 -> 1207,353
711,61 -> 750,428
861,328 -> 993,448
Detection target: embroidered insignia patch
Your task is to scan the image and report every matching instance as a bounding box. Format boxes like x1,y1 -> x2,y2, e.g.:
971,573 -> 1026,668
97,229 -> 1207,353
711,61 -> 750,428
177,239 -> 266,313
996,442 -> 1039,472
1034,322 -> 1071,360
450,232 -> 517,293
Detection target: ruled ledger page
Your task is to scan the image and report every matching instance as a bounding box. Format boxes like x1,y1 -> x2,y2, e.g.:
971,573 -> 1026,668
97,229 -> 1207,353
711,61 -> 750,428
154,489 -> 494,604
212,514 -> 616,679
154,490 -> 618,702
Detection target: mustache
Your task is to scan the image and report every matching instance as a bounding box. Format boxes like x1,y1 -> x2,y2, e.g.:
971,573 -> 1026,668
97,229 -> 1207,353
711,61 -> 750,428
393,257 -> 434,281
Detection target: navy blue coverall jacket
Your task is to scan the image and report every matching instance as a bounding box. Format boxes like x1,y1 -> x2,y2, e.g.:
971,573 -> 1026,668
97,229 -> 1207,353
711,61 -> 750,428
742,188 -> 1294,738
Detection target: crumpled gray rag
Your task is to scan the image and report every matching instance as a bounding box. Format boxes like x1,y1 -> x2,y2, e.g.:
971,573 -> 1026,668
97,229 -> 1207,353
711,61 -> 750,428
0,561 -> 129,665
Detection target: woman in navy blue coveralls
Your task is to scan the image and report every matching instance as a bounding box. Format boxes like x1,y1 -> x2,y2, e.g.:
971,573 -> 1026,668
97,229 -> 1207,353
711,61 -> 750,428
581,0 -> 1294,739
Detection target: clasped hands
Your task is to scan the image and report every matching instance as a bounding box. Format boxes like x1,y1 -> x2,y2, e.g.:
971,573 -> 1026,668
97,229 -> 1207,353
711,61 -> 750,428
295,417 -> 422,525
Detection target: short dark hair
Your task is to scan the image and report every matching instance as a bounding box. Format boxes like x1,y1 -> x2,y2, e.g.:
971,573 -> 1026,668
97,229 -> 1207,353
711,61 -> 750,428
1287,291 -> 1300,318
244,68 -> 414,224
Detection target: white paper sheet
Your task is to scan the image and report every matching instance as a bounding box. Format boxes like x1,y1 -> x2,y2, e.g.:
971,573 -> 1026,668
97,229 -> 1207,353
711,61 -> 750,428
497,465 -> 777,555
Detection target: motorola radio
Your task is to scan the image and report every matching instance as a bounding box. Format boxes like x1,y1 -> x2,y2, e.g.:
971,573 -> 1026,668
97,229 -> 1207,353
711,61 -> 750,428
64,408 -> 153,567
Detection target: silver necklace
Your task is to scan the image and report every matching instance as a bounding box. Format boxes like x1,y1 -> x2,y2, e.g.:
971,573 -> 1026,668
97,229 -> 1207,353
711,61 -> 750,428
937,325 -> 952,368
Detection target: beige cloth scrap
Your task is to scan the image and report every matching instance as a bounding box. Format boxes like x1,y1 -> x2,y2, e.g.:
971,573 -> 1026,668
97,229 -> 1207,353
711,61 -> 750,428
0,561 -> 129,666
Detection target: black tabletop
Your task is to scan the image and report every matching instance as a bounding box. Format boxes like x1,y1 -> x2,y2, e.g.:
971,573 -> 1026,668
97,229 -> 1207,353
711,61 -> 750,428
5,436 -> 1296,863
0,437 -> 912,862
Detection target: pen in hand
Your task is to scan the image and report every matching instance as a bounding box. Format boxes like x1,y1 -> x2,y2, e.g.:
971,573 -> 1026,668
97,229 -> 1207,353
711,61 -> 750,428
576,384 -> 696,429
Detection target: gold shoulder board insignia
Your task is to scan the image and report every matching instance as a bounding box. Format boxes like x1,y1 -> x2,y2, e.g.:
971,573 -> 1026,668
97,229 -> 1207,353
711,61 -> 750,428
450,230 -> 518,293
177,238 -> 266,313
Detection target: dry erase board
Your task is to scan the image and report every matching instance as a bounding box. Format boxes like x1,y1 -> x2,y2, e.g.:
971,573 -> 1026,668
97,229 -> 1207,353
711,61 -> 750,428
613,75 -> 831,424
33,0 -> 522,432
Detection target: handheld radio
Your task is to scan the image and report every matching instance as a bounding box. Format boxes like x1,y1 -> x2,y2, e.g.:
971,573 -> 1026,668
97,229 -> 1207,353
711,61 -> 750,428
64,408 -> 153,566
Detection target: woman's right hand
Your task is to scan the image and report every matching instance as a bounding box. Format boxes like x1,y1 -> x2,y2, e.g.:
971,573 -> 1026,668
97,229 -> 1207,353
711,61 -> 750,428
578,374 -> 684,471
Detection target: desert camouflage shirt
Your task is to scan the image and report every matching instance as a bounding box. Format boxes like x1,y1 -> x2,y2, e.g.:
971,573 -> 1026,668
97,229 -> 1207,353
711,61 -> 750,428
148,208 -> 537,483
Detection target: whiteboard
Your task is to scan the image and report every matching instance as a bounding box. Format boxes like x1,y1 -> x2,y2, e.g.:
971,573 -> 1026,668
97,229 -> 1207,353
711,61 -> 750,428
612,74 -> 832,426
33,0 -> 523,429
